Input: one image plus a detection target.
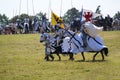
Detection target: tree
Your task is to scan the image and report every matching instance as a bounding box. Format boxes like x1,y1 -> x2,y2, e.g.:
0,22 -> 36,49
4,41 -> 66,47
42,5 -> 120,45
9,12 -> 46,23
0,14 -> 9,25
10,14 -> 34,23
19,14 -> 29,21
9,15 -> 19,23
36,12 -> 46,21
63,7 -> 80,23
113,11 -> 120,19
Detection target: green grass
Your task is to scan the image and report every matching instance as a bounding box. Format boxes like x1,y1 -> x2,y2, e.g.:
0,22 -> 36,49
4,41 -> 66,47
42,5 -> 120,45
0,31 -> 120,80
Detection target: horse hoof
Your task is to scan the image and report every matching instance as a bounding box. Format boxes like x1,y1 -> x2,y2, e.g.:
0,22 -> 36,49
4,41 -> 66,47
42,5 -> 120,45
46,60 -> 49,61
92,59 -> 95,62
82,60 -> 85,62
51,59 -> 54,61
69,58 -> 74,61
59,59 -> 61,61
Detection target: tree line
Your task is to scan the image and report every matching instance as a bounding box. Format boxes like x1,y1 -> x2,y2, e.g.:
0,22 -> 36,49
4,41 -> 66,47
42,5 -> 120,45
0,7 -> 120,26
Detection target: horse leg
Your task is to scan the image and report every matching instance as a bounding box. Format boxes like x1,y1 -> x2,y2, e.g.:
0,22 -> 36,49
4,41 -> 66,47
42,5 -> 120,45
56,54 -> 61,61
100,50 -> 104,61
45,55 -> 50,61
69,53 -> 74,61
93,52 -> 99,61
49,54 -> 54,61
44,54 -> 47,60
81,52 -> 85,61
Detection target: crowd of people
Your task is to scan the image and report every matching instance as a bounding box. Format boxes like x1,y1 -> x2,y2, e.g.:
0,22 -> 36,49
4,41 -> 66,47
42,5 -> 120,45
0,14 -> 51,35
0,14 -> 120,35
71,15 -> 120,32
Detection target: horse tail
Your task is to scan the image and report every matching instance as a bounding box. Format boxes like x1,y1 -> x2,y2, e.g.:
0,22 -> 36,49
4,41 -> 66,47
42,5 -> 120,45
103,47 -> 108,56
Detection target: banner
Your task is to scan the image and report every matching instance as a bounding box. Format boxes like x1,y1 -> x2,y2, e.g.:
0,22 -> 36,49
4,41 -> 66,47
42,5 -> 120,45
51,12 -> 64,28
80,9 -> 102,22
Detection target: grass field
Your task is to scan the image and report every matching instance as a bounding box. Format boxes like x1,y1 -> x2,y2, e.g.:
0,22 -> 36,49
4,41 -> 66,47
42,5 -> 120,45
0,31 -> 120,80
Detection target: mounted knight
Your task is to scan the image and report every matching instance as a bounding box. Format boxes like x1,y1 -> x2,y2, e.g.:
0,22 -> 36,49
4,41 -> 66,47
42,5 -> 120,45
24,17 -> 29,33
16,18 -> 24,34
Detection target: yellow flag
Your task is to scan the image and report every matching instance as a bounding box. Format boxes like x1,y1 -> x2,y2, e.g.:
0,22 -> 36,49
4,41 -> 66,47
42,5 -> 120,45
60,23 -> 64,29
51,12 -> 64,28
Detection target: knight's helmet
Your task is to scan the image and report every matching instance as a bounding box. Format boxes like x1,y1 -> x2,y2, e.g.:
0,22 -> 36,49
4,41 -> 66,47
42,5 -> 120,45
16,18 -> 21,23
24,17 -> 29,23
42,13 -> 47,22
33,16 -> 38,22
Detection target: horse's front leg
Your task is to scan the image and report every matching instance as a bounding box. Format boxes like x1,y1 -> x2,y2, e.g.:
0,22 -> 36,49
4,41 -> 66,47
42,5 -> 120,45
45,55 -> 50,61
101,50 -> 104,61
56,54 -> 61,61
49,54 -> 54,61
69,53 -> 74,61
81,52 -> 85,61
93,52 -> 99,61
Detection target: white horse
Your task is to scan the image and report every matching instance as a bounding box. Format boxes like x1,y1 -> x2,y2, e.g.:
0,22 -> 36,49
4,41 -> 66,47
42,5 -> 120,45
40,20 -> 50,33
16,19 -> 24,34
112,18 -> 120,30
40,32 -> 74,61
64,22 -> 108,61
40,32 -> 56,60
23,18 -> 29,33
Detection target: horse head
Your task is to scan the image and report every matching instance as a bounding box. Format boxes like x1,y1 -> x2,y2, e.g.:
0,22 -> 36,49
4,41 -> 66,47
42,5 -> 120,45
40,33 -> 48,42
40,32 -> 55,43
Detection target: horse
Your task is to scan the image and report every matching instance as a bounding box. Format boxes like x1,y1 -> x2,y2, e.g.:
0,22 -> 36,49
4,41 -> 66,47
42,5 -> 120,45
40,32 -> 61,61
94,16 -> 113,31
112,18 -> 120,30
23,18 -> 29,34
40,20 -> 51,33
104,16 -> 113,31
16,19 -> 24,34
64,22 -> 109,61
32,17 -> 41,33
0,25 -> 3,34
3,23 -> 17,34
40,32 -> 74,61
3,25 -> 12,34
29,19 -> 34,33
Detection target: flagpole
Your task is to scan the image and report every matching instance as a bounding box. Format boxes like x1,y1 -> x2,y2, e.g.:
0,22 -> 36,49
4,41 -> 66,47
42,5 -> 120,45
71,0 -> 73,8
60,0 -> 62,17
15,9 -> 17,17
27,0 -> 29,15
48,0 -> 51,20
19,0 -> 21,16
13,9 -> 14,17
80,6 -> 83,22
32,0 -> 35,15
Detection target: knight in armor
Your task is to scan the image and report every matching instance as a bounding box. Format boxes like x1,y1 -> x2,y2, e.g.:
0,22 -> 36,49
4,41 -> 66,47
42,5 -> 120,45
32,17 -> 40,32
24,17 -> 30,33
33,17 -> 38,22
51,22 -> 65,51
80,11 -> 107,52
42,13 -> 47,21
71,17 -> 76,32
16,18 -> 24,33
0,24 -> 3,34
41,14 -> 50,32
16,18 -> 21,28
